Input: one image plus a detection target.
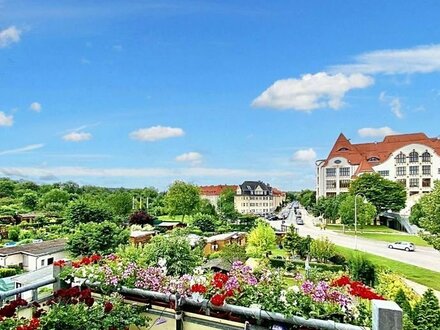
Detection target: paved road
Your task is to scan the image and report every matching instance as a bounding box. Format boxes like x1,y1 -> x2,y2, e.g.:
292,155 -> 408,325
270,206 -> 440,272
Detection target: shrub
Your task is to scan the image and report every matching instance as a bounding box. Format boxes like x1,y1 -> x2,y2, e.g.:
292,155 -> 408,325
310,237 -> 336,263
375,271 -> 420,307
7,226 -> 20,241
269,258 -> 344,272
347,253 -> 376,287
328,253 -> 346,266
0,267 -> 18,278
412,289 -> 440,330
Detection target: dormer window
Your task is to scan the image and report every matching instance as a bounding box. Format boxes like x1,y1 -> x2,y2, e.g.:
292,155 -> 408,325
367,157 -> 380,162
409,151 -> 419,163
337,147 -> 349,152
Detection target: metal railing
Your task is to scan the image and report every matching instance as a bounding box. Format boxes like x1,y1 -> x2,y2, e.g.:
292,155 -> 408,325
0,277 -> 56,306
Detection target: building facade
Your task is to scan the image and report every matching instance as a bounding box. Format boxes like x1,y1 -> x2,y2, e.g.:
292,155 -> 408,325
316,133 -> 440,198
199,185 -> 237,209
234,181 -> 285,214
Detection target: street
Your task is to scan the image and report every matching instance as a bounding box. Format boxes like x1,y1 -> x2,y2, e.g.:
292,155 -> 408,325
270,205 -> 440,272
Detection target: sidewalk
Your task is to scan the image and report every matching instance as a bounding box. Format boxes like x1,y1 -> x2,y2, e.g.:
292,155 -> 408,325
402,278 -> 440,300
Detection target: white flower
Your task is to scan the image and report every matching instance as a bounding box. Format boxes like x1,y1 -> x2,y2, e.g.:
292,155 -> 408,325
191,292 -> 204,303
158,258 -> 167,268
279,290 -> 287,304
288,285 -> 300,293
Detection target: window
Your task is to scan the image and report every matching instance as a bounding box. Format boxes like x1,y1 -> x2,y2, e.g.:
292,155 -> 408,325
326,192 -> 337,197
378,170 -> 389,177
409,151 -> 419,163
339,167 -> 350,176
395,152 -> 406,164
409,178 -> 419,187
422,165 -> 431,175
339,180 -> 351,188
48,257 -> 54,265
326,168 -> 336,177
422,151 -> 431,163
397,179 -> 406,187
338,147 -> 349,152
396,167 -> 406,176
422,178 -> 431,188
409,166 -> 419,175
41,259 -> 45,267
368,156 -> 380,162
326,180 -> 336,189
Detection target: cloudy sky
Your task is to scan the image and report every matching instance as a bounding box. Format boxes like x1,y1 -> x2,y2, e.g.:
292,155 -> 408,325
1,1 -> 440,191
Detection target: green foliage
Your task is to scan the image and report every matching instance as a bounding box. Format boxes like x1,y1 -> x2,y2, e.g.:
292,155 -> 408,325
40,188 -> 71,212
296,189 -> 316,210
310,237 -> 336,263
416,181 -> 440,250
66,199 -> 114,225
347,253 -> 376,287
375,270 -> 420,307
338,194 -> 376,227
409,202 -> 424,226
0,267 -> 18,278
311,194 -> 348,223
283,226 -> 312,259
135,230 -> 203,276
349,173 -> 406,212
191,213 -> 217,232
220,242 -> 247,263
218,187 -> 239,220
269,258 -> 344,272
128,210 -> 154,226
106,191 -> 133,217
67,221 -> 129,257
197,198 -> 217,216
0,178 -> 15,198
412,289 -> 440,330
246,220 -> 277,257
395,288 -> 413,317
21,191 -> 39,210
7,226 -> 20,241
164,181 -> 201,221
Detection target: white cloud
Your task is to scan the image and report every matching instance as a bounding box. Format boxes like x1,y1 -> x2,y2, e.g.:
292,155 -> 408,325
62,132 -> 92,142
0,144 -> 44,156
291,148 -> 317,162
252,72 -> 373,111
358,126 -> 398,138
331,44 -> 440,75
29,102 -> 42,112
0,166 -> 295,179
0,111 -> 13,126
0,26 -> 21,48
379,92 -> 403,118
175,152 -> 203,165
130,125 -> 185,142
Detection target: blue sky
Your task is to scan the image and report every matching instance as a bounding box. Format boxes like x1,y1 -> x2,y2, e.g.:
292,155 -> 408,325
1,1 -> 440,191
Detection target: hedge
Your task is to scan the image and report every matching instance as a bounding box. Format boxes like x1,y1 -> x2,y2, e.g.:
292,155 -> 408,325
269,258 -> 345,272
0,267 -> 19,278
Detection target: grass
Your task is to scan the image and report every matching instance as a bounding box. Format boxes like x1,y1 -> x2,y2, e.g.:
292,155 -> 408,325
341,232 -> 430,247
158,215 -> 191,223
335,245 -> 440,291
326,224 -> 398,233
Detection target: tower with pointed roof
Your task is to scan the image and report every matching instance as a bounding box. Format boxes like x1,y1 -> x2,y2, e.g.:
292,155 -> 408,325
316,132 -> 440,198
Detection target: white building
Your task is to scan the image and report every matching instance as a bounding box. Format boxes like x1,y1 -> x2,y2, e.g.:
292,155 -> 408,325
0,239 -> 67,272
316,133 -> 440,198
234,181 -> 285,214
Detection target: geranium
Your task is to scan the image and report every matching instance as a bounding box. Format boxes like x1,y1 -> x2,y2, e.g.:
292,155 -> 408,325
210,294 -> 226,306
332,275 -> 384,301
191,284 -> 207,294
54,259 -> 66,267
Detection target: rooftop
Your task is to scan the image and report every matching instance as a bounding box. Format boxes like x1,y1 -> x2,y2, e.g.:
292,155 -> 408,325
0,238 -> 67,257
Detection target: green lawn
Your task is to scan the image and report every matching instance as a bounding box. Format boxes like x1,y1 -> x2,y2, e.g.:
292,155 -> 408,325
158,215 -> 191,223
341,232 -> 430,247
326,224 -> 398,233
335,245 -> 440,291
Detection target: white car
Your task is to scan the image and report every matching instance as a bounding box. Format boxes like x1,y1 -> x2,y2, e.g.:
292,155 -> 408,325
387,241 -> 415,252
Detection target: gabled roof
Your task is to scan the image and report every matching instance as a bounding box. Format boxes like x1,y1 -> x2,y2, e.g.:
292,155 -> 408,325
324,132 -> 440,175
238,181 -> 272,195
199,185 -> 237,196
206,232 -> 246,243
0,239 -> 67,257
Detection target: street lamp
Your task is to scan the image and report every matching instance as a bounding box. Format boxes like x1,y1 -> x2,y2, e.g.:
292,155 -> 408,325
354,193 -> 367,250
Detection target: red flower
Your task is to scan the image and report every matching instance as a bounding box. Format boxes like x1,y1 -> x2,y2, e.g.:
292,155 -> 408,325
332,275 -> 351,287
84,297 -> 95,307
191,284 -> 207,294
225,289 -> 235,297
90,254 -> 101,263
104,301 -> 113,313
53,260 -> 66,267
210,294 -> 226,306
213,272 -> 228,283
72,261 -> 81,268
80,256 -> 91,265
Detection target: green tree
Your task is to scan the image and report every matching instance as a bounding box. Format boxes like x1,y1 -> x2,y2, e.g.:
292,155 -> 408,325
39,188 -> 71,212
0,178 -> 15,198
412,289 -> 440,330
349,173 -> 406,212
21,191 -> 39,210
7,226 -> 20,241
218,187 -> 239,220
283,226 -> 312,259
348,253 -> 376,287
106,191 -> 133,217
409,202 -> 424,226
197,198 -> 217,216
66,199 -> 113,225
164,181 -> 201,221
142,231 -> 202,276
338,195 -> 376,227
417,181 -> 440,250
220,243 -> 247,263
297,189 -> 316,210
67,221 -> 129,256
246,220 -> 276,257
310,237 -> 336,263
191,213 -> 217,232
394,288 -> 412,317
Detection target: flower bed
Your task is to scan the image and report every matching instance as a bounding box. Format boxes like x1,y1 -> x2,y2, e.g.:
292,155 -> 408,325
57,254 -> 384,327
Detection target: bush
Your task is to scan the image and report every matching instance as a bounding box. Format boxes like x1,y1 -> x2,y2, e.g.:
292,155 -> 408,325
269,258 -> 344,272
0,267 -> 18,278
7,226 -> 20,241
347,253 -> 376,287
328,253 -> 346,266
375,271 -> 420,307
310,237 -> 336,263
412,289 -> 440,330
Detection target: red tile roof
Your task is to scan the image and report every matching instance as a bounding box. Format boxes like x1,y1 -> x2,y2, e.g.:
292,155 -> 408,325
325,132 -> 440,175
272,188 -> 285,196
199,185 -> 238,196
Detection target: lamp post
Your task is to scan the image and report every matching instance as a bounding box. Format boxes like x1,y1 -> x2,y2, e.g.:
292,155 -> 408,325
354,193 -> 366,250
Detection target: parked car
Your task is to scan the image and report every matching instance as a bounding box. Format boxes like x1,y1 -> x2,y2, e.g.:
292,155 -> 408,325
387,241 -> 415,252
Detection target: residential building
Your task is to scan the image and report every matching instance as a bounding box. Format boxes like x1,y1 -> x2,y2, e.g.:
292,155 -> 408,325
316,132 -> 440,198
199,185 -> 237,208
234,181 -> 285,214
203,232 -> 246,255
0,239 -> 67,272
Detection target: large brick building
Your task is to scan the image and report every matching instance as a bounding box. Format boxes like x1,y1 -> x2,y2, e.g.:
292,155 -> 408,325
316,132 -> 440,198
